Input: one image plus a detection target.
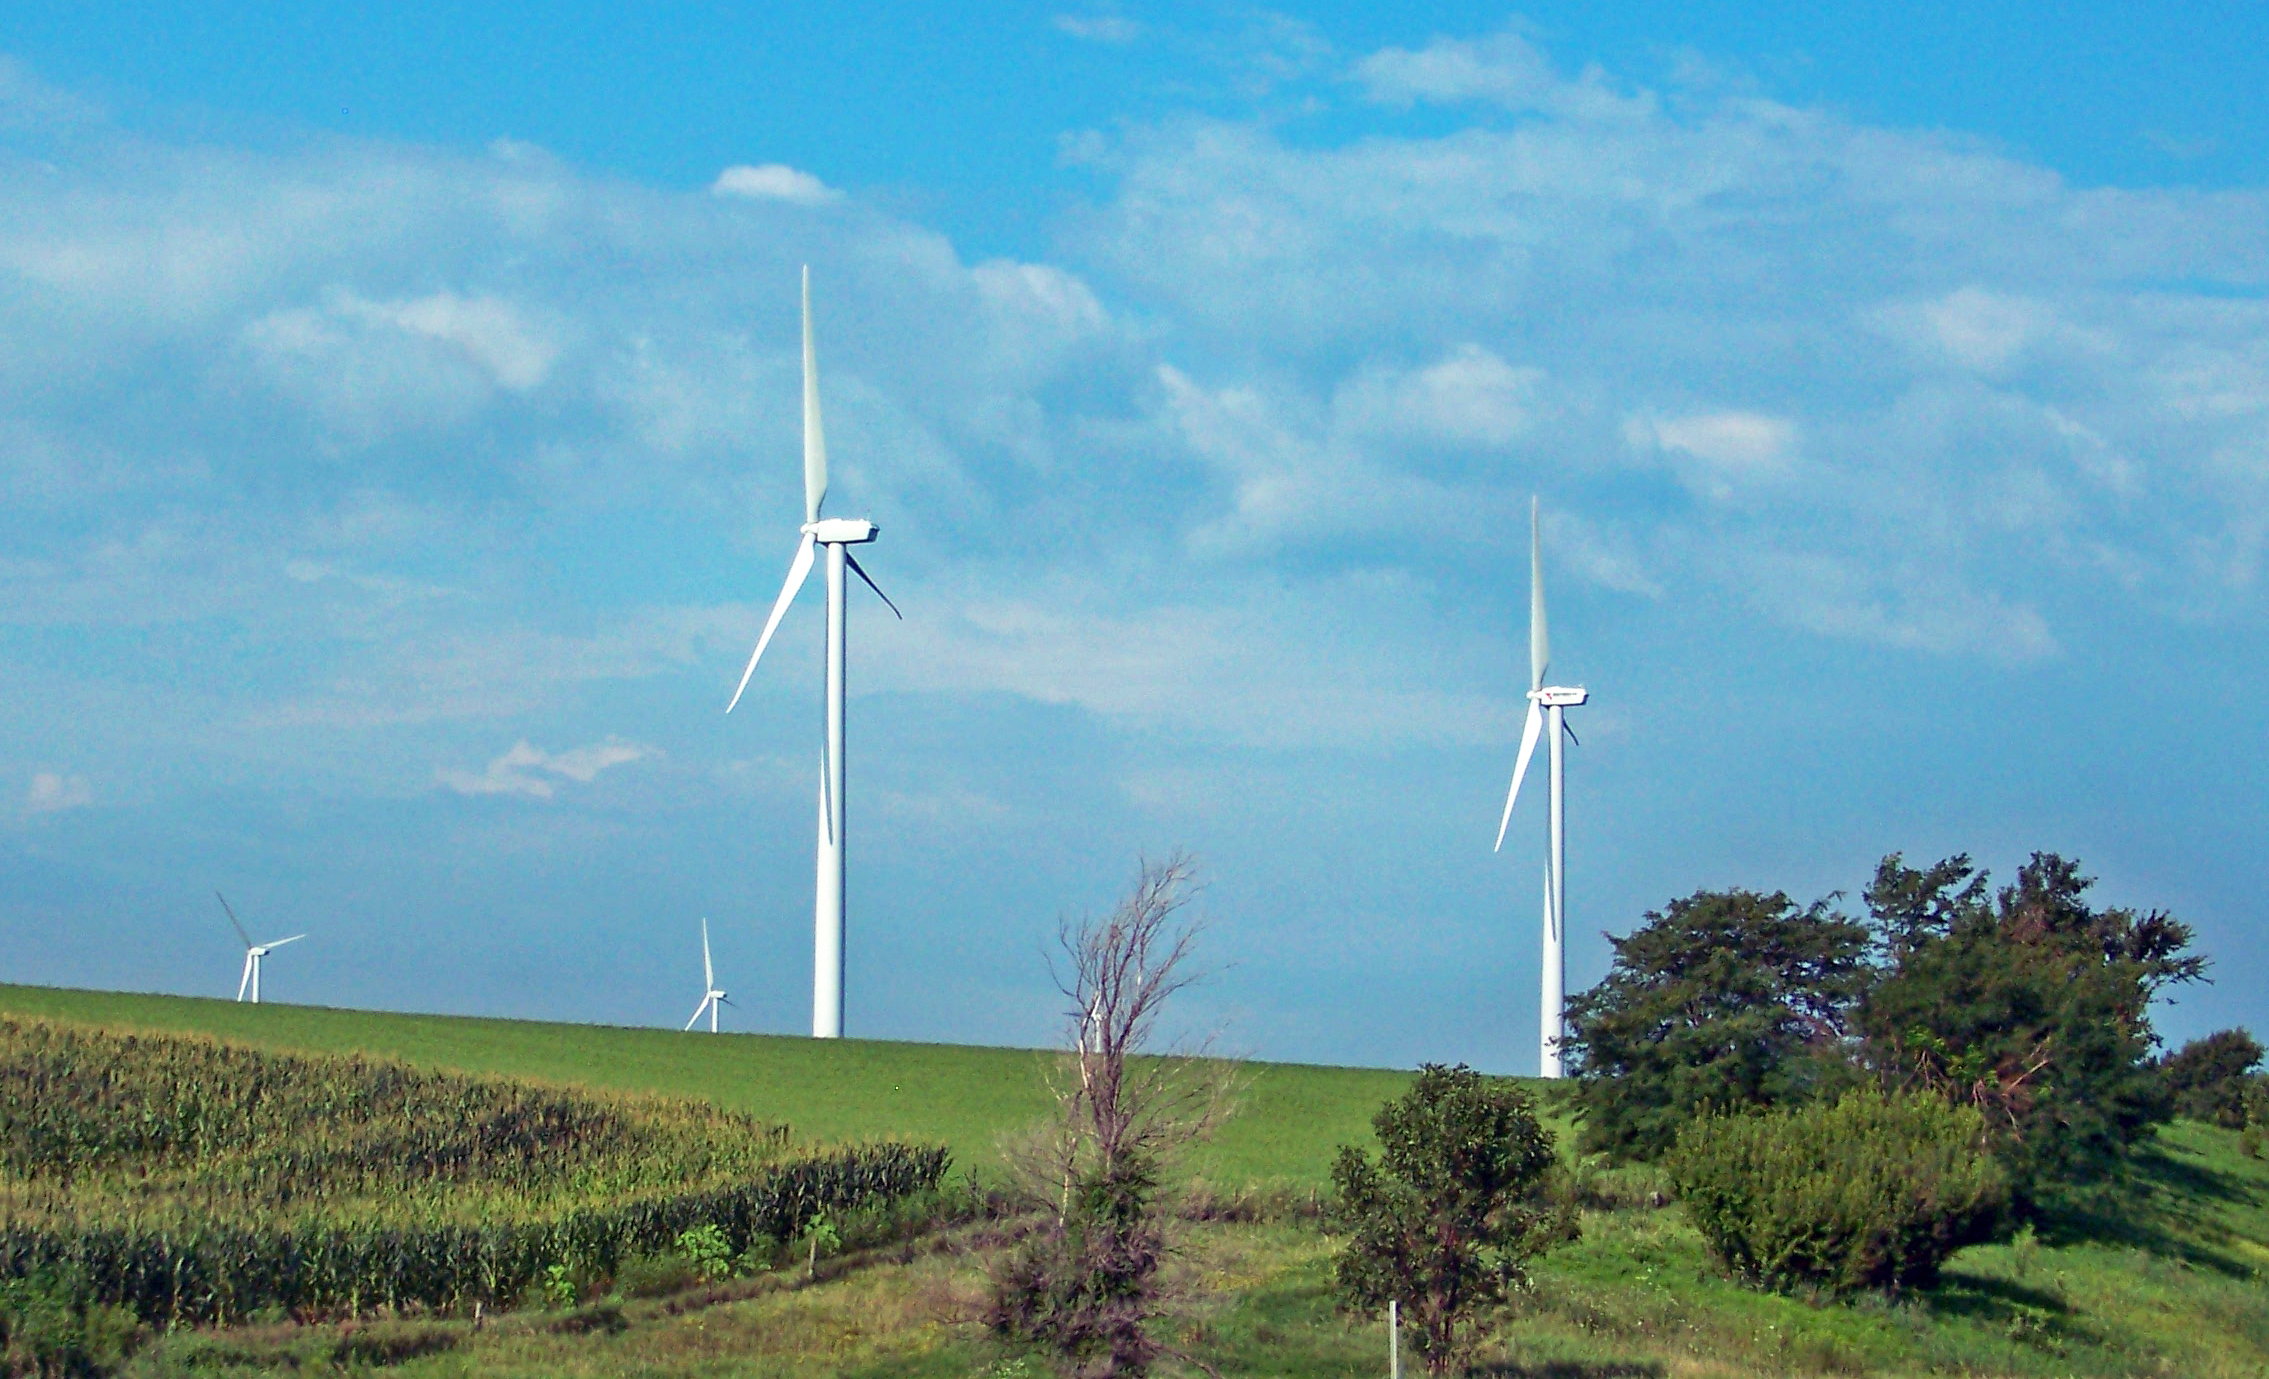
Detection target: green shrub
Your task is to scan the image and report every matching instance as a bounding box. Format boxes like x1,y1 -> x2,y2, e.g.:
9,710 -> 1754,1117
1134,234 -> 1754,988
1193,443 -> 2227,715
1332,1065 -> 1575,1374
0,1267 -> 140,1377
2159,1029 -> 2262,1128
674,1223 -> 733,1282
1669,1086 -> 2008,1296
613,1252 -> 703,1300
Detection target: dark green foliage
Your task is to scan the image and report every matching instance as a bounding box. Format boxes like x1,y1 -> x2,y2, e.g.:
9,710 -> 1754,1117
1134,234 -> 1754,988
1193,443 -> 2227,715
1669,1087 -> 2008,1297
0,1268 -> 138,1378
1563,889 -> 1872,1161
2242,1077 -> 2269,1160
988,1156 -> 1165,1379
1330,1065 -> 1572,1375
0,1015 -> 949,1325
2159,1029 -> 2264,1128
1858,853 -> 2203,1200
613,1251 -> 703,1300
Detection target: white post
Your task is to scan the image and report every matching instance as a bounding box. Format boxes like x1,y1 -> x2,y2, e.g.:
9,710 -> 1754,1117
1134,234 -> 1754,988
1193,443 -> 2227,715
1542,702 -> 1566,1078
1389,1299 -> 1401,1379
250,955 -> 260,1006
813,540 -> 848,1039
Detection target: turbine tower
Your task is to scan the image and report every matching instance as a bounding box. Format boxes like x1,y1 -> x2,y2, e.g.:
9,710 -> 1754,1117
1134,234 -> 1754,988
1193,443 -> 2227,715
217,891 -> 303,1005
685,917 -> 731,1033
1493,498 -> 1587,1078
727,268 -> 900,1039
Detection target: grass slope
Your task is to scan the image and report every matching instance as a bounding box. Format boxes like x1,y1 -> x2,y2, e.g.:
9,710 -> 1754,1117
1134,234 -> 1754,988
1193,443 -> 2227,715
16,984 -> 2265,1377
0,985 -> 1418,1188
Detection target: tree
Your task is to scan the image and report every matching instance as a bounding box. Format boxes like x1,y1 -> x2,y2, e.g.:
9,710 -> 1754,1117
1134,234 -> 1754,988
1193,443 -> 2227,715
1561,889 -> 1873,1161
2158,1029 -> 2263,1129
1331,1065 -> 1573,1375
988,853 -> 1236,1379
1858,852 -> 2205,1200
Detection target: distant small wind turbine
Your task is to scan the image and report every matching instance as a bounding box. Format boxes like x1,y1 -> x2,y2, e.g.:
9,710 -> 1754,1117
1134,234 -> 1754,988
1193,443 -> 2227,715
217,891 -> 303,1005
1493,498 -> 1588,1078
725,267 -> 901,1040
685,917 -> 732,1033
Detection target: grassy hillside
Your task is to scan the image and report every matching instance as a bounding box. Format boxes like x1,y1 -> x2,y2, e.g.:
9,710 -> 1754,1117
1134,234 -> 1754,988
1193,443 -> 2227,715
11,984 -> 2264,1378
0,985 -> 1420,1188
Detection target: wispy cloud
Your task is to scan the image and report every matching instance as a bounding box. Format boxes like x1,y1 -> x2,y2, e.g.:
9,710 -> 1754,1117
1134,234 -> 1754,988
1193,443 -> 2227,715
23,771 -> 92,814
438,739 -> 652,800
710,163 -> 841,205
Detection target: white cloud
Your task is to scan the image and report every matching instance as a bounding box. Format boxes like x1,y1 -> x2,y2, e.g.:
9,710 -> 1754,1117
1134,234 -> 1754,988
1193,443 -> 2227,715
24,771 -> 92,814
1354,26 -> 1654,123
711,163 -> 841,205
1053,13 -> 1141,43
438,738 -> 652,800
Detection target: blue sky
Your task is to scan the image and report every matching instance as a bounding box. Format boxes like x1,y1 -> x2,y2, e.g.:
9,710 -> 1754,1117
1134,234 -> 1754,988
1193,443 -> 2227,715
2,5 -> 2264,1072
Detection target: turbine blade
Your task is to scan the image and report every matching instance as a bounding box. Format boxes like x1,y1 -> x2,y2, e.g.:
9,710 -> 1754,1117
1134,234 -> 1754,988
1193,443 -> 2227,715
1563,717 -> 1580,747
702,917 -> 713,989
217,890 -> 252,949
237,953 -> 254,1002
1494,702 -> 1545,852
818,746 -> 833,846
685,998 -> 709,1032
802,266 -> 828,525
1529,496 -> 1549,692
727,533 -> 817,712
844,551 -> 902,619
263,934 -> 305,949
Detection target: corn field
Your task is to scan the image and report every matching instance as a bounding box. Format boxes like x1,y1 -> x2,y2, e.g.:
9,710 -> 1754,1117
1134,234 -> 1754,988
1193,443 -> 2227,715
0,1016 -> 949,1323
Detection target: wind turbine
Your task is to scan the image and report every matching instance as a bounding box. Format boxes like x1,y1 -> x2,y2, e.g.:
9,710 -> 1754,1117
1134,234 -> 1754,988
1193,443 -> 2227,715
217,891 -> 303,1005
1493,498 -> 1587,1078
685,917 -> 732,1033
726,267 -> 901,1040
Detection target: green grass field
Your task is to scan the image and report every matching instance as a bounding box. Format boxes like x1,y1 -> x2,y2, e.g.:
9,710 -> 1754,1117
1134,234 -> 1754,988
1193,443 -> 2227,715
8,983 -> 2266,1378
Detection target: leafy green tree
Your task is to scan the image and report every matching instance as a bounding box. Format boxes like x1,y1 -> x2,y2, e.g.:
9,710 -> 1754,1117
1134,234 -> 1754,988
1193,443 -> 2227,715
1562,889 -> 1873,1161
1331,1064 -> 1573,1375
1858,852 -> 2205,1200
2158,1029 -> 2263,1129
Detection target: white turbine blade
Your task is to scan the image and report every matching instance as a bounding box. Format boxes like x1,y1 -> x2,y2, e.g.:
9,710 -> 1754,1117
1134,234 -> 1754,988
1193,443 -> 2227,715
701,918 -> 714,990
727,533 -> 817,712
1529,496 -> 1549,692
1494,702 -> 1545,852
217,891 -> 252,949
236,953 -> 255,1002
802,266 -> 828,525
685,997 -> 710,1032
818,745 -> 833,846
263,934 -> 305,949
843,551 -> 902,619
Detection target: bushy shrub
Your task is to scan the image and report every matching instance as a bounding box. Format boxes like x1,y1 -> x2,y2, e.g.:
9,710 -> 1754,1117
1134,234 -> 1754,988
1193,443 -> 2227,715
2159,1029 -> 2263,1129
0,1268 -> 139,1377
1669,1087 -> 2008,1296
613,1252 -> 703,1300
1332,1065 -> 1574,1375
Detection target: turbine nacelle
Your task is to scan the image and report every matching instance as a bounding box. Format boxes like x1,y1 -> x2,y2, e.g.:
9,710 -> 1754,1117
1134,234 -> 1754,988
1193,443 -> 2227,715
1532,686 -> 1588,707
803,517 -> 879,545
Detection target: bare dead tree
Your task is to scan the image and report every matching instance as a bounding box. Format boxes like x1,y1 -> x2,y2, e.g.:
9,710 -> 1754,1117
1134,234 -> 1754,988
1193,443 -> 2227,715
989,851 -> 1239,1379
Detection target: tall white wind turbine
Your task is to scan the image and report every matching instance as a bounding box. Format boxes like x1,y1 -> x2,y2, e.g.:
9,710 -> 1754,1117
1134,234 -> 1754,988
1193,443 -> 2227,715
726,268 -> 901,1039
685,917 -> 732,1033
217,891 -> 303,1005
1493,499 -> 1587,1078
